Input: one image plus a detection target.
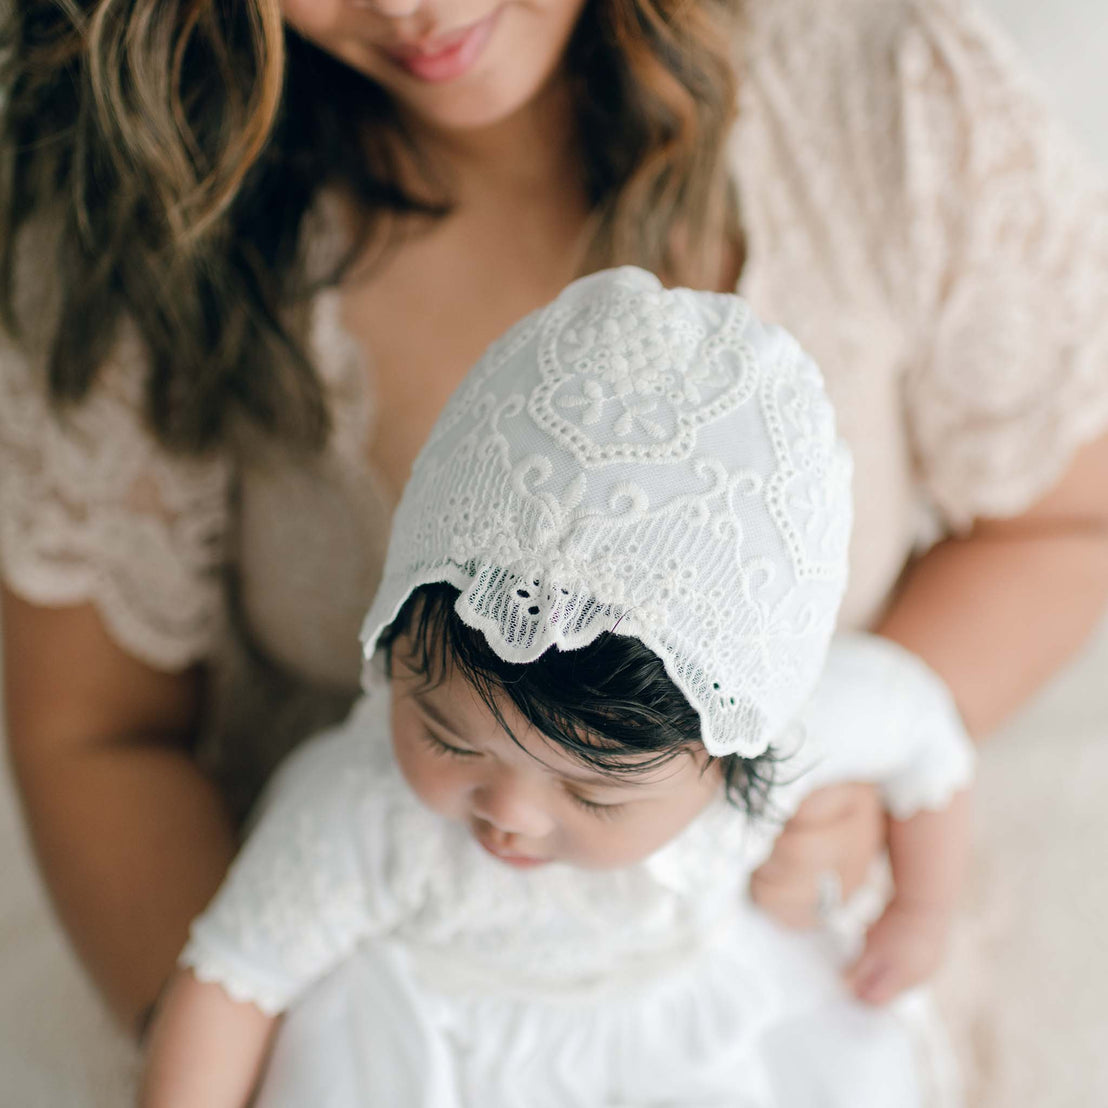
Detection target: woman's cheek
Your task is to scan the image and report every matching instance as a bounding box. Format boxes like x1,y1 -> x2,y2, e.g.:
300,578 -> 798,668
282,0 -> 345,37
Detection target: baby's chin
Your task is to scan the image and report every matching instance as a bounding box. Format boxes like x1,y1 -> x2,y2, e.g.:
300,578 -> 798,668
470,828 -> 658,873
550,842 -> 670,872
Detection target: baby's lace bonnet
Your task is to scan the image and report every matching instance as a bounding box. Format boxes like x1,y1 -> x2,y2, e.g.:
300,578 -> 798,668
361,268 -> 852,757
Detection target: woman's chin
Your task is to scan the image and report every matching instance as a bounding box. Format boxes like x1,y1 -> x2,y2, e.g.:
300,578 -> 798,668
387,67 -> 556,137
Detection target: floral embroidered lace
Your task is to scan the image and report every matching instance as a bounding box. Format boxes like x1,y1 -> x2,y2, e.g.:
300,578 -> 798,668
361,269 -> 852,757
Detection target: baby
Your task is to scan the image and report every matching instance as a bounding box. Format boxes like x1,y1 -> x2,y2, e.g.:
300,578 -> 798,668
141,269 -> 973,1107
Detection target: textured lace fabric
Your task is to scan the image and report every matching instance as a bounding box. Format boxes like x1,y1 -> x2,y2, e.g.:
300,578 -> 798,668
361,270 -> 853,757
890,0 -> 1108,525
0,219 -> 230,669
180,633 -> 973,1018
0,0 -> 1106,691
737,0 -> 1108,535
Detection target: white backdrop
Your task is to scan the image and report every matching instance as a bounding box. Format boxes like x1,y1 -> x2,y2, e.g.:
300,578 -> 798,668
1,1 -> 1106,1104
946,3 -> 1108,1104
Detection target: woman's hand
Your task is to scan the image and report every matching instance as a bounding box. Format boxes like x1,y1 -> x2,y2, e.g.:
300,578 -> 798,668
749,783 -> 885,928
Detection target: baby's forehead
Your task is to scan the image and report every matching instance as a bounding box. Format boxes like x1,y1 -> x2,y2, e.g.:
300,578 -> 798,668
528,738 -> 696,789
405,668 -> 698,789
507,728 -> 703,796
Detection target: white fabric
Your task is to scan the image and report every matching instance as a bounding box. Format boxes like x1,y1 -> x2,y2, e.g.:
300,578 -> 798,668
360,269 -> 853,757
181,632 -> 973,1106
0,221 -> 230,671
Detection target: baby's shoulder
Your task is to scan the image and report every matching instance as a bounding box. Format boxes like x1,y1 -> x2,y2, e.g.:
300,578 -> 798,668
244,691 -> 454,905
256,692 -> 417,834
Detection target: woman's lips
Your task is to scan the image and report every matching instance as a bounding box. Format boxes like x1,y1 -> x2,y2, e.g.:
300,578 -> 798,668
382,10 -> 500,84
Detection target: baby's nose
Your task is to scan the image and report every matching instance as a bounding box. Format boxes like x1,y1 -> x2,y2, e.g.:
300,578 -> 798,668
471,772 -> 555,839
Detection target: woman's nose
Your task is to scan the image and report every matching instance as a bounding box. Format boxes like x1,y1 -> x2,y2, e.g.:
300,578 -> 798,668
471,772 -> 555,839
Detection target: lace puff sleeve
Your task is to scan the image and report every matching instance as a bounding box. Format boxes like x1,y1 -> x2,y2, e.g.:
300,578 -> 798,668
181,698 -> 417,1014
790,633 -> 975,820
897,0 -> 1108,528
0,236 -> 230,671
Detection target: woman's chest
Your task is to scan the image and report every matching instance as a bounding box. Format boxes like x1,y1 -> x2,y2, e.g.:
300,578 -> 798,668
348,271 -> 585,502
234,206 -> 591,687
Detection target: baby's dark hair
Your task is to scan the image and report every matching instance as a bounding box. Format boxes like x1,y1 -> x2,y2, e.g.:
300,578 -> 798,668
378,583 -> 777,816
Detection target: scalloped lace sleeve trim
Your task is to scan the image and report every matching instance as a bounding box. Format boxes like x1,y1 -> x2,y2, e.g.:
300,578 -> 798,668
180,946 -> 290,1017
0,319 -> 231,671
860,634 -> 976,821
881,744 -> 975,822
788,632 -> 976,821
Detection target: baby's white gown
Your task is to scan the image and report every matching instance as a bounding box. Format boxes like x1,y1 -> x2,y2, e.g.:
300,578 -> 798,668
183,635 -> 974,1108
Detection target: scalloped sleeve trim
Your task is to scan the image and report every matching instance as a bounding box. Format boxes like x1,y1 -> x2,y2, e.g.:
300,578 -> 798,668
790,632 -> 976,820
180,945 -> 292,1017
0,318 -> 231,671
177,713 -> 407,1013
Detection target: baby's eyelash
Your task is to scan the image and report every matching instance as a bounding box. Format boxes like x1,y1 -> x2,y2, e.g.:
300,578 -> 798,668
421,730 -> 479,759
567,791 -> 624,820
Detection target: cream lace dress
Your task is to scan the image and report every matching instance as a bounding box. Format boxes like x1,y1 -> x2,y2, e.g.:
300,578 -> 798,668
1,0 -> 1106,1100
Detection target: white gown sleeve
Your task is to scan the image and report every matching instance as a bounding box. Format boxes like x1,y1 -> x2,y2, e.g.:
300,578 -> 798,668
180,696 -> 416,1014
786,633 -> 975,820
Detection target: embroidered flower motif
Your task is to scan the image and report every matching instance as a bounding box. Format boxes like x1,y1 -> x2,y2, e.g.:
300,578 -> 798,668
530,273 -> 759,465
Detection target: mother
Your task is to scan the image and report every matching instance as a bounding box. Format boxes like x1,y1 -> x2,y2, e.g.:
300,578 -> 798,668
2,0 -> 1107,1045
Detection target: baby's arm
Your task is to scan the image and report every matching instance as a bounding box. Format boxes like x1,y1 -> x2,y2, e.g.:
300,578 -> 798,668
139,696 -> 409,1104
140,970 -> 276,1108
789,633 -> 976,1003
846,789 -> 971,1004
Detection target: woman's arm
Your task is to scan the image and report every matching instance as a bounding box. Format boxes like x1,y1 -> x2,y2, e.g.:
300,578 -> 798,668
877,432 -> 1108,738
140,970 -> 276,1108
2,588 -> 238,1030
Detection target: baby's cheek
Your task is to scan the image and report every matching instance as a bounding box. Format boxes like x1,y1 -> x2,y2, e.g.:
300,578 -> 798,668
394,746 -> 458,818
580,780 -> 721,868
569,818 -> 668,870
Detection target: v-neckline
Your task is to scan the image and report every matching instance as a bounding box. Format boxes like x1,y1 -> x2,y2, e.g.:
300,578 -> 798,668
304,155 -> 761,498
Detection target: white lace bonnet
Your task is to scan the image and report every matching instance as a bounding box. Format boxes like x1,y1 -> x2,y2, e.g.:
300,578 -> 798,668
360,268 -> 853,757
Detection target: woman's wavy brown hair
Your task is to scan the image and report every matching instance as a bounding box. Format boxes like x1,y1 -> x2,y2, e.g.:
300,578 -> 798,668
0,0 -> 742,454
